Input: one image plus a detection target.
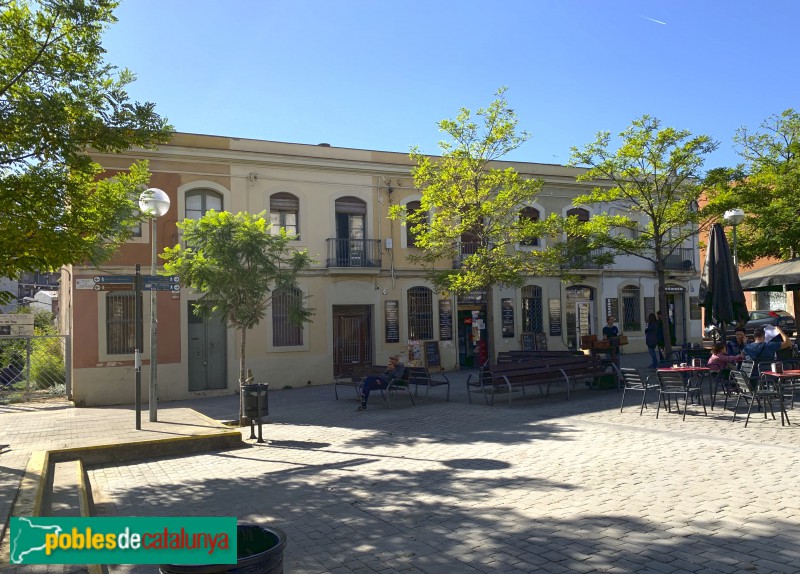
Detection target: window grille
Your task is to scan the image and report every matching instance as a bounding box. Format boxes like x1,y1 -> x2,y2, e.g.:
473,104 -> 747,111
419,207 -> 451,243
273,287 -> 304,347
270,192 -> 299,238
621,285 -> 641,332
407,287 -> 433,340
185,189 -> 223,220
519,207 -> 540,246
106,291 -> 136,354
522,285 -> 544,332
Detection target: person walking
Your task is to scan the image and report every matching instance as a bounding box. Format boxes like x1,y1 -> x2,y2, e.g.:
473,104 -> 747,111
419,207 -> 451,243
644,313 -> 659,368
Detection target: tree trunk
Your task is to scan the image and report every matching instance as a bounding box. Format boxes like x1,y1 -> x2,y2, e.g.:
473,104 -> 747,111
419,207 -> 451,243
239,327 -> 247,426
656,269 -> 672,360
485,286 -> 496,367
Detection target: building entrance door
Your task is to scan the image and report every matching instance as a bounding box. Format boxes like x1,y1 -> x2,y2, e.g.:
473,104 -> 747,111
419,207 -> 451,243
187,301 -> 227,391
565,285 -> 595,350
333,305 -> 373,373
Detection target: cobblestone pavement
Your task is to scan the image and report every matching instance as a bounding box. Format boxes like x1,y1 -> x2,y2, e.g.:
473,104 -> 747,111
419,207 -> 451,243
81,355 -> 799,574
0,401 -> 234,573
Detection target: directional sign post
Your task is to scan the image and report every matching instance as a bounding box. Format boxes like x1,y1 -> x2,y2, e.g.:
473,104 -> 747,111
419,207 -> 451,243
94,275 -> 135,284
142,275 -> 180,292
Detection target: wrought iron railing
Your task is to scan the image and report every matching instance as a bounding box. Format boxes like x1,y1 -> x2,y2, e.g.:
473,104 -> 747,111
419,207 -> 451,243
326,238 -> 382,268
560,247 -> 608,270
664,247 -> 696,271
453,242 -> 480,268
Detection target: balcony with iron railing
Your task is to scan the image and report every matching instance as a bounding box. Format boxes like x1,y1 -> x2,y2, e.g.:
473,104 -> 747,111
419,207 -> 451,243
663,247 -> 696,272
453,242 -> 480,268
326,238 -> 382,268
560,247 -> 608,270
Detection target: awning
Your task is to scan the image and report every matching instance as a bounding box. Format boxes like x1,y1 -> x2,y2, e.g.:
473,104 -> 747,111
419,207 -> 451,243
739,258 -> 800,291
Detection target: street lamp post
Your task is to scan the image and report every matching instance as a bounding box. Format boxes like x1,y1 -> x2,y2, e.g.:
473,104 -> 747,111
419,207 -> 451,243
139,188 -> 171,422
723,208 -> 745,268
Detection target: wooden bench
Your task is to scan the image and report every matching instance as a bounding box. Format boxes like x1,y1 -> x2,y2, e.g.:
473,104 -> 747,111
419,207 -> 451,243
333,365 -> 383,400
334,364 -> 415,408
406,366 -> 450,402
467,354 -> 615,407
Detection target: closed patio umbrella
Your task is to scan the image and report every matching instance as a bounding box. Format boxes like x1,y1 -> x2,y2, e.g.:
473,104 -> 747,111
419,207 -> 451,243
698,223 -> 749,340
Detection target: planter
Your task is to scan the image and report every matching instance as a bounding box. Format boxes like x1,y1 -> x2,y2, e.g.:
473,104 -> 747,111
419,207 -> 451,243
160,524 -> 287,574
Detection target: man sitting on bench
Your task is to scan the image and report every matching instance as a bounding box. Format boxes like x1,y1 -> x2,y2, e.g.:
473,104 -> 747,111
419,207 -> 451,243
357,354 -> 406,411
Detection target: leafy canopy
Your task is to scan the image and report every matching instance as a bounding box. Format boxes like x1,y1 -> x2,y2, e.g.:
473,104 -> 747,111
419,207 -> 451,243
391,88 -> 561,295
162,211 -> 314,333
569,115 -> 717,267
569,115 -> 718,354
162,210 -> 314,394
702,109 -> 800,264
0,0 -> 171,281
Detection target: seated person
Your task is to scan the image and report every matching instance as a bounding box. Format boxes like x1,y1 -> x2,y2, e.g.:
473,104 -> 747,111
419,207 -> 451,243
743,326 -> 792,377
726,328 -> 748,357
357,354 -> 406,411
706,342 -> 741,380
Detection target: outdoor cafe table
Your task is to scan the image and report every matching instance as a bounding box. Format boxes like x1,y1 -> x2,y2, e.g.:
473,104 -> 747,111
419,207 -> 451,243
758,370 -> 798,426
657,366 -> 712,402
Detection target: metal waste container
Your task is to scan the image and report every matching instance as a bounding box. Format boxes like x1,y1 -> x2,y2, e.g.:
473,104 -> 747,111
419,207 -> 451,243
243,383 -> 269,420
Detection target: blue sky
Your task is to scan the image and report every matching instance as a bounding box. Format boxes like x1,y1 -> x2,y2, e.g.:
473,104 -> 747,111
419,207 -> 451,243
103,0 -> 798,172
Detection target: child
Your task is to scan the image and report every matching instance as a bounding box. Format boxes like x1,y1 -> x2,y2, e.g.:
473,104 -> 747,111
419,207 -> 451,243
707,341 -> 741,380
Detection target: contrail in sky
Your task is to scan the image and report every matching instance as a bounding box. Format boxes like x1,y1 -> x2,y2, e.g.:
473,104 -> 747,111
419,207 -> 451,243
640,15 -> 667,25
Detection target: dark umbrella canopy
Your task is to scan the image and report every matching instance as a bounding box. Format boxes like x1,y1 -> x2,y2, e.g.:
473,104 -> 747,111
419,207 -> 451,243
698,223 -> 750,335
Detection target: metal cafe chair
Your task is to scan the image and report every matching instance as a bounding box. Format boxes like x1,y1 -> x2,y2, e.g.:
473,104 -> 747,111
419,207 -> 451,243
618,367 -> 658,415
729,370 -> 779,426
656,370 -> 707,420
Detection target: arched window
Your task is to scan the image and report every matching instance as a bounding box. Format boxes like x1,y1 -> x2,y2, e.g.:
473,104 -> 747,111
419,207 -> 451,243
519,206 -> 540,246
406,200 -> 424,248
185,189 -> 223,220
522,285 -> 543,332
272,287 -> 304,347
407,287 -> 433,340
621,285 -> 641,332
270,192 -> 299,238
106,291 -> 136,354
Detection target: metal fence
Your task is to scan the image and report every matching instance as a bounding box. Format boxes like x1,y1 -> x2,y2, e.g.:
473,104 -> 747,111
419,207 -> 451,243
0,335 -> 70,402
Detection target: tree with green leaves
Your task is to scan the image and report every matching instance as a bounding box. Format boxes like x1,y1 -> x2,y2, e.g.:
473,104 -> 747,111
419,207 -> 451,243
569,115 -> 718,356
162,210 -> 314,423
0,0 -> 171,295
702,109 -> 800,265
390,89 -> 564,365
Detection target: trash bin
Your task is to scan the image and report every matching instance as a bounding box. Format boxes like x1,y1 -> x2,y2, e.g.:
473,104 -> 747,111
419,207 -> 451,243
159,524 -> 287,574
242,383 -> 269,420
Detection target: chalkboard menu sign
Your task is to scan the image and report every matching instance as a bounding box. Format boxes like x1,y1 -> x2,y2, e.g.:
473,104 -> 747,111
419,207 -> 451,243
521,332 -> 535,351
423,340 -> 441,367
439,299 -> 453,340
501,298 -> 514,338
534,332 -> 547,351
605,298 -> 619,321
385,300 -> 399,343
548,298 -> 562,336
689,296 -> 701,320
